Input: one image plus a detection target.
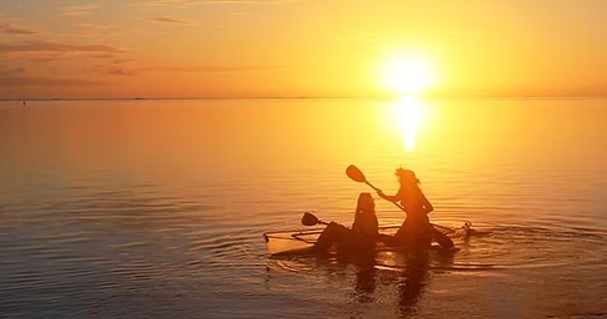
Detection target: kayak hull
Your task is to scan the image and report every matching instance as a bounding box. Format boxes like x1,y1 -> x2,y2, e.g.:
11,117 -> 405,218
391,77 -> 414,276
264,222 -> 471,256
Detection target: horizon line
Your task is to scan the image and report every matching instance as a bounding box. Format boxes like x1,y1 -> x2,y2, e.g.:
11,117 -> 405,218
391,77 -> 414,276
3,94 -> 607,102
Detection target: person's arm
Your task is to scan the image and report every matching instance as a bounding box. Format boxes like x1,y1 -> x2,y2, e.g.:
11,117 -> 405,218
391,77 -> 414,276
419,190 -> 434,214
377,188 -> 401,202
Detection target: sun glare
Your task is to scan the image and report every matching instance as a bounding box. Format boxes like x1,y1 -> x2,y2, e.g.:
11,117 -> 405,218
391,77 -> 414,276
380,52 -> 436,96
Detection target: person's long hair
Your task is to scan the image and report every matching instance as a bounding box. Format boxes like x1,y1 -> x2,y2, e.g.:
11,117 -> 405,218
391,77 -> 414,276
395,168 -> 420,190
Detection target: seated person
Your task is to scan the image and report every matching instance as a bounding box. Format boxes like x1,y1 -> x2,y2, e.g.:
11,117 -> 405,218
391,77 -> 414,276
313,193 -> 379,255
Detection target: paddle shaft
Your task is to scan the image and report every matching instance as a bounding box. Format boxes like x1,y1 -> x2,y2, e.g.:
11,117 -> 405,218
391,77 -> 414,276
364,181 -> 409,212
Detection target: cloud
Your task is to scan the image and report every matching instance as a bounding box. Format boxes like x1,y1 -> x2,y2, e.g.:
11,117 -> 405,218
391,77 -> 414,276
113,58 -> 136,64
0,65 -> 26,75
150,17 -> 189,24
0,40 -> 128,65
0,23 -> 41,35
62,4 -> 102,17
108,67 -> 139,76
188,0 -> 291,2
144,0 -> 297,5
84,53 -> 117,59
0,75 -> 104,87
144,65 -> 277,72
0,41 -> 124,54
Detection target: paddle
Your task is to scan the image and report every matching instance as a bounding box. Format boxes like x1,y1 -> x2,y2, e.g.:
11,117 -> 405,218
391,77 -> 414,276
345,165 -> 455,249
301,211 -> 328,226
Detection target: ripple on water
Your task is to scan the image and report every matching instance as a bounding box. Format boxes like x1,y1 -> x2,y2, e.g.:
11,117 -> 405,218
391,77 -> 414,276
265,222 -> 607,275
456,224 -> 607,269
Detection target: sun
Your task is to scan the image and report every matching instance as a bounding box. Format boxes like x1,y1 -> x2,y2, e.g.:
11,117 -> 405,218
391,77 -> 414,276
380,52 -> 437,96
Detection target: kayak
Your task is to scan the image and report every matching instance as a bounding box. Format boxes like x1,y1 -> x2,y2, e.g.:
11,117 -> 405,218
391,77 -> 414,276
263,221 -> 471,256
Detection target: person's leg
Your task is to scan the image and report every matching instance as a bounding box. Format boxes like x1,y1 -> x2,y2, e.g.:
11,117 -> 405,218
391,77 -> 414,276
314,222 -> 350,253
394,220 -> 431,250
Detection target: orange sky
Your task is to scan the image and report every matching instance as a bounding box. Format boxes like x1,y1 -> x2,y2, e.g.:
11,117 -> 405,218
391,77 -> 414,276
1,0 -> 607,98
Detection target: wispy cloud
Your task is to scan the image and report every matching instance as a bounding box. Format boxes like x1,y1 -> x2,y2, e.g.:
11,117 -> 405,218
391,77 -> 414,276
62,4 -> 102,17
0,64 -> 27,75
144,0 -> 296,5
0,75 -> 104,87
0,41 -> 124,54
113,58 -> 136,64
0,23 -> 41,35
108,66 -> 139,76
184,0 -> 293,2
150,17 -> 189,24
0,40 -> 127,64
143,65 -> 277,72
84,53 -> 118,59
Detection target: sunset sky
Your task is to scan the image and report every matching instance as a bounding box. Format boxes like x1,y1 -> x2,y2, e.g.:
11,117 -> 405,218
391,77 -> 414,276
1,0 -> 607,99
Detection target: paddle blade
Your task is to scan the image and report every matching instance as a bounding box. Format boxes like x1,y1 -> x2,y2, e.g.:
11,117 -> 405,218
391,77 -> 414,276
346,165 -> 366,183
301,212 -> 320,226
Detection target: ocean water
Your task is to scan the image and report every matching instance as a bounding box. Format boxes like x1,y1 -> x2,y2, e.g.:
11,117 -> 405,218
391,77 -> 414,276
0,98 -> 606,319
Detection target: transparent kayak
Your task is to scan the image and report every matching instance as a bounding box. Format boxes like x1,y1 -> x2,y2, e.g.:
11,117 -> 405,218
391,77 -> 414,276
263,221 -> 472,256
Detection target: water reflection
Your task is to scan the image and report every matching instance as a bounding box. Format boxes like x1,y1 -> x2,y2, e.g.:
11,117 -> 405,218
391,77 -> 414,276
396,253 -> 429,316
354,256 -> 376,302
386,96 -> 430,152
268,250 -> 439,317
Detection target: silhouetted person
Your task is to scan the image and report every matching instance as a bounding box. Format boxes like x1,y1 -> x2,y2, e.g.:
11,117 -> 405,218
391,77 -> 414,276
313,193 -> 378,255
377,168 -> 433,250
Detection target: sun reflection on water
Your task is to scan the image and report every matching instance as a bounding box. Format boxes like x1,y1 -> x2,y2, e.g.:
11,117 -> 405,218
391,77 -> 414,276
387,96 -> 430,152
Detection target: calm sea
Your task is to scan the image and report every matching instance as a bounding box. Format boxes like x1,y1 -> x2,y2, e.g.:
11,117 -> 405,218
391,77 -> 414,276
1,98 -> 606,318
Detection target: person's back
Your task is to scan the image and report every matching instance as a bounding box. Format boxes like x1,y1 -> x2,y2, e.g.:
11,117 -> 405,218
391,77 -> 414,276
351,193 -> 379,250
352,212 -> 378,236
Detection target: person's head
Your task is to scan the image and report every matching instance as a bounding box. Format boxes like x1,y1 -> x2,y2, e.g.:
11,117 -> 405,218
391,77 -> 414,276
395,167 -> 420,187
356,192 -> 375,214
